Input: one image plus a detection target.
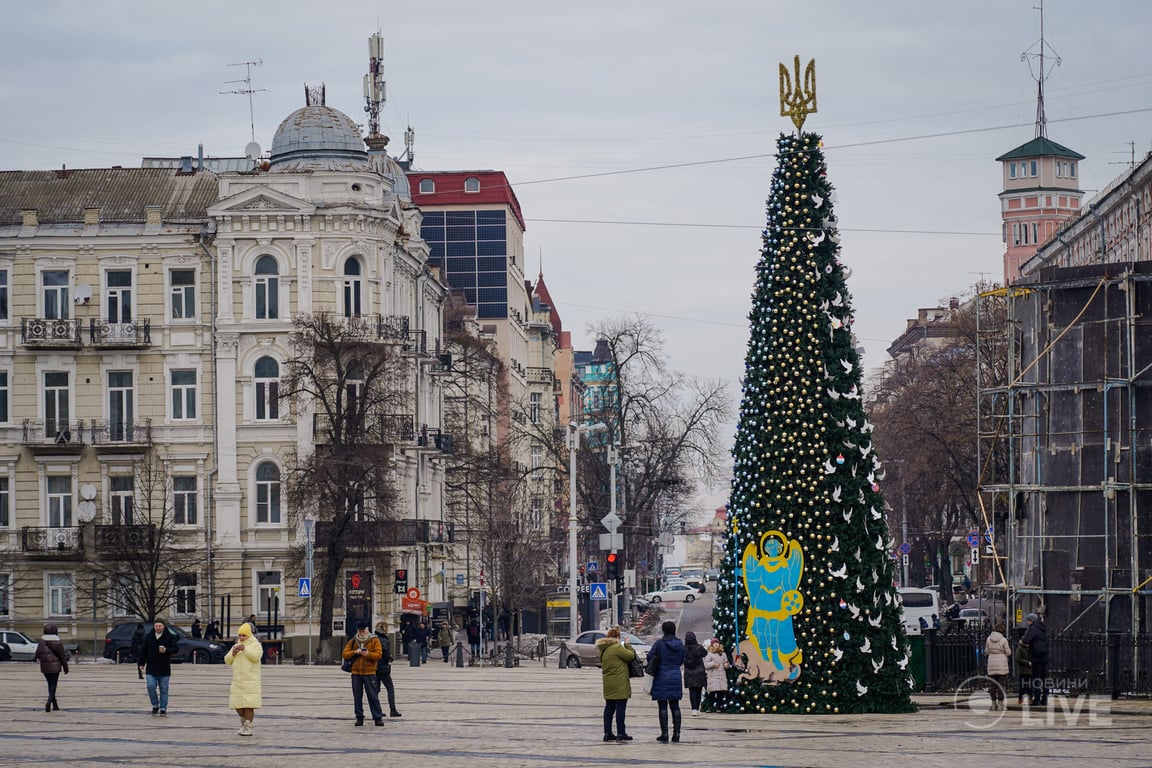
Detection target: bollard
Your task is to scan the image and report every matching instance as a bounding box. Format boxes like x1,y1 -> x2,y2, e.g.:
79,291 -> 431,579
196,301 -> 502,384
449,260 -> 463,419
455,640 -> 464,668
408,640 -> 420,667
1108,630 -> 1121,700
923,628 -> 937,693
505,642 -> 514,668
558,641 -> 568,669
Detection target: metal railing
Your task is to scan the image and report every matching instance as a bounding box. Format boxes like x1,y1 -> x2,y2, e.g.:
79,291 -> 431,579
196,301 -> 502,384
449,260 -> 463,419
21,317 -> 83,346
89,318 -> 151,347
21,526 -> 83,556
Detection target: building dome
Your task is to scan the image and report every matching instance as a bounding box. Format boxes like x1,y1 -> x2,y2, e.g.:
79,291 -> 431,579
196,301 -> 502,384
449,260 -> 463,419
269,86 -> 368,171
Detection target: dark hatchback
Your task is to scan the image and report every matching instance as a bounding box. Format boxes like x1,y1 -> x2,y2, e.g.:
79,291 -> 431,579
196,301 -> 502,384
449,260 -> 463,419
104,622 -> 225,664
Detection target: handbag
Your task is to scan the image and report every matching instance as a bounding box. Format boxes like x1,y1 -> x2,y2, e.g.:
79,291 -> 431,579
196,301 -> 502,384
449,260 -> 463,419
643,674 -> 654,694
341,657 -> 354,673
628,655 -> 645,679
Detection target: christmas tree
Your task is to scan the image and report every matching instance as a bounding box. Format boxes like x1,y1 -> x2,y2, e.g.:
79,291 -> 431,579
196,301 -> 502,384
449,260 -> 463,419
710,65 -> 915,714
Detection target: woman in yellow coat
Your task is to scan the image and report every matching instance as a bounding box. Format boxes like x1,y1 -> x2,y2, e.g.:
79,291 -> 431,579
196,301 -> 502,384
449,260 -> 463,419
225,623 -> 262,736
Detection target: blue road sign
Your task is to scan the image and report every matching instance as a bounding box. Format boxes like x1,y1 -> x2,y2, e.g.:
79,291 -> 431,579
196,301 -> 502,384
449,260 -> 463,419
589,582 -> 608,600
965,530 -> 981,547
298,577 -> 311,598
984,526 -> 995,544
587,561 -> 599,573
456,573 -> 466,585
899,542 -> 912,555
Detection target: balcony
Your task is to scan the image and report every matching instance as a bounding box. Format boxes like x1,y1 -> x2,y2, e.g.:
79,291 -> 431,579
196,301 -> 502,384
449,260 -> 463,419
21,318 -> 83,348
89,318 -> 151,348
94,524 -> 156,555
21,526 -> 84,559
88,419 -> 152,452
23,420 -> 86,453
527,367 -> 554,386
313,519 -> 455,549
416,427 -> 454,454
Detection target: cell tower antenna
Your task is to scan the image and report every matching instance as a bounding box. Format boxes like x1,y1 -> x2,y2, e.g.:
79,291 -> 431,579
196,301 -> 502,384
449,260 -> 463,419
402,124 -> 415,165
220,59 -> 266,144
364,33 -> 389,150
1021,0 -> 1060,139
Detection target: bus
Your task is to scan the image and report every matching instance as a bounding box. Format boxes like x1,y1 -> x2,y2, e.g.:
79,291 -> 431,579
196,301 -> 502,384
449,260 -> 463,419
897,587 -> 940,636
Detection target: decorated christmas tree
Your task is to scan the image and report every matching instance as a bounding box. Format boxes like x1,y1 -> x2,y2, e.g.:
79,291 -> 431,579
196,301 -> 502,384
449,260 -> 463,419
709,57 -> 915,715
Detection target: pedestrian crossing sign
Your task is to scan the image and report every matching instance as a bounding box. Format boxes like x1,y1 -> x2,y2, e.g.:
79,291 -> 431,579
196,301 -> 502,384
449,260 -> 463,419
589,582 -> 608,600
298,577 -> 311,598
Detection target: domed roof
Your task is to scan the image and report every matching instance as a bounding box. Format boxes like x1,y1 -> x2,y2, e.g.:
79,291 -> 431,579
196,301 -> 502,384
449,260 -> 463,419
269,91 -> 368,171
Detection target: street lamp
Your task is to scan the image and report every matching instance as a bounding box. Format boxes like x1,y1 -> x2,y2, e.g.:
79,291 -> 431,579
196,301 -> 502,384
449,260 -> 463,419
568,421 -> 607,641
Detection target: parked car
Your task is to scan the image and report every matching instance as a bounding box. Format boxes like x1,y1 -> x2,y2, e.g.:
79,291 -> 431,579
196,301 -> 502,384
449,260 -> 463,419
641,584 -> 699,604
0,630 -> 40,661
564,630 -> 651,669
955,608 -> 990,630
0,641 -> 10,662
705,568 -> 720,581
103,622 -> 225,664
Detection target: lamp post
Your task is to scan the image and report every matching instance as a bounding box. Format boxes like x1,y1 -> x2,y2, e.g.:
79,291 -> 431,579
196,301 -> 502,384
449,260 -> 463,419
568,421 -> 607,642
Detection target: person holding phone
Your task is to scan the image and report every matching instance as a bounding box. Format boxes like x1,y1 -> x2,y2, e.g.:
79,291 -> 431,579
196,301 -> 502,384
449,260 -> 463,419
225,622 -> 263,736
343,621 -> 385,726
140,620 -> 175,716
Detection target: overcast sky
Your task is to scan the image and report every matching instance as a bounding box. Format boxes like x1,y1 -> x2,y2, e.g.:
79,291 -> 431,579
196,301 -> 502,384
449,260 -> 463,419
4,1 -> 1150,511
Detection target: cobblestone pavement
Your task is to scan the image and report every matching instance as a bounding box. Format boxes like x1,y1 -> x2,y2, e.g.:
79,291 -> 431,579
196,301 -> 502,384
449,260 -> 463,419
1,658 -> 1151,768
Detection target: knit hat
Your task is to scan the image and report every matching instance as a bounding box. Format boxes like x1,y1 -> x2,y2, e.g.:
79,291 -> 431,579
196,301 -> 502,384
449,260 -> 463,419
236,622 -> 255,638
1025,613 -> 1039,623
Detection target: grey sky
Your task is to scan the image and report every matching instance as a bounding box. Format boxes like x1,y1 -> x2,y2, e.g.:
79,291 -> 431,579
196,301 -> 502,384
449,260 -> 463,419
3,1 -> 1150,509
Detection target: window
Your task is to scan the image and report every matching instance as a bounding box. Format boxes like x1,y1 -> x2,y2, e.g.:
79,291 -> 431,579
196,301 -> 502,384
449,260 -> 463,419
257,571 -> 282,614
255,462 -> 281,524
531,443 -> 543,477
108,371 -> 134,441
43,270 -> 70,320
44,371 -> 70,439
110,476 -> 134,526
173,476 -> 197,525
47,476 -> 72,527
106,269 -> 132,323
0,371 -> 8,424
48,573 -> 74,616
171,370 -> 197,420
254,357 -> 280,421
254,255 -> 279,319
1069,162 -> 1077,178
1009,162 -> 1017,179
464,176 -> 480,193
529,392 -> 541,424
0,573 -> 10,617
1030,160 -> 1038,176
0,269 -> 8,320
110,574 -> 133,617
419,178 -> 435,194
174,573 -> 197,615
0,477 -> 7,527
170,269 -> 195,319
343,259 -> 363,317
1031,222 -> 1039,244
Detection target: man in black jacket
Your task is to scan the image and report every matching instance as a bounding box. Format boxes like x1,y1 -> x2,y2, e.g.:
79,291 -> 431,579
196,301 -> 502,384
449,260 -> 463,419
139,620 -> 176,716
1020,613 -> 1048,707
374,622 -> 402,717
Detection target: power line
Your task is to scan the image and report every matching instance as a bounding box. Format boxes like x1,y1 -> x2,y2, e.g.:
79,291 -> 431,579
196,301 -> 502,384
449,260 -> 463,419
527,217 -> 999,236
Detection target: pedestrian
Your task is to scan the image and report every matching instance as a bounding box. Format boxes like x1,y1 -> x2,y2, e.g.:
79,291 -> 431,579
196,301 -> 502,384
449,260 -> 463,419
343,621 -> 385,726
34,622 -> 69,712
374,622 -> 402,717
985,622 -> 1012,711
1020,613 -> 1048,706
130,622 -> 147,678
204,620 -> 222,642
646,620 -> 686,743
596,627 -> 636,742
703,637 -> 730,710
682,631 -> 707,716
438,621 -> 454,663
1015,633 -> 1033,704
225,622 -> 262,736
190,619 -> 202,639
140,620 -> 176,716
466,620 -> 481,658
401,621 -> 418,660
418,621 -> 431,664
245,614 -> 259,639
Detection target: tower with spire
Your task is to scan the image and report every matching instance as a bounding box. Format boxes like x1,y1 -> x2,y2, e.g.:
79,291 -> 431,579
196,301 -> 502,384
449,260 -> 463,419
996,0 -> 1084,285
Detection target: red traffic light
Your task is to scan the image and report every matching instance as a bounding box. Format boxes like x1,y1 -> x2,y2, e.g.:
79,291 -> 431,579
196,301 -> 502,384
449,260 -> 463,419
606,553 -> 618,564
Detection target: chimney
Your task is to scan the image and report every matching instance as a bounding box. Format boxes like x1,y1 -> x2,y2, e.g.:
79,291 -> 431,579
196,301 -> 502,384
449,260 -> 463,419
21,209 -> 38,227
83,208 -> 100,226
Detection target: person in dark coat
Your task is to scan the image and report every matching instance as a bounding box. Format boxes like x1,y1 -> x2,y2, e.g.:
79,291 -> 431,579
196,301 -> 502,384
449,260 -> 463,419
130,622 -> 147,679
140,620 -> 177,715
682,631 -> 708,716
34,622 -> 69,712
190,619 -> 202,639
374,622 -> 402,717
647,620 -> 686,742
1020,613 -> 1048,706
466,620 -> 481,658
204,620 -> 222,642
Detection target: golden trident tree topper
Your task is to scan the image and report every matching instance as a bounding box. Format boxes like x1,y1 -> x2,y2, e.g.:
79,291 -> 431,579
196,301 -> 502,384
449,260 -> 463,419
779,55 -> 817,132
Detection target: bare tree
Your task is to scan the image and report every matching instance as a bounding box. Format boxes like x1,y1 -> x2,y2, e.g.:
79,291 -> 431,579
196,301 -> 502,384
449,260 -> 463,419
81,452 -> 205,622
279,312 -> 410,642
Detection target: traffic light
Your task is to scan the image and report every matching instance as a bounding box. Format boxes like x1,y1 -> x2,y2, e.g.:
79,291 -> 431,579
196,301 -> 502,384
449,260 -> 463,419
394,569 -> 408,594
606,552 -> 619,580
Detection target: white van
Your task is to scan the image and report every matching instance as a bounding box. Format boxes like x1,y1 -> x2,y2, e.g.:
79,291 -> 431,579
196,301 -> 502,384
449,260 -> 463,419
897,587 -> 940,636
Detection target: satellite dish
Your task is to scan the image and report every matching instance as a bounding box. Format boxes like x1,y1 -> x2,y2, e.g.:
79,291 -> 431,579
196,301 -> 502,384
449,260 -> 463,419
77,501 -> 97,523
75,284 -> 92,304
80,483 -> 97,500
245,141 -> 263,161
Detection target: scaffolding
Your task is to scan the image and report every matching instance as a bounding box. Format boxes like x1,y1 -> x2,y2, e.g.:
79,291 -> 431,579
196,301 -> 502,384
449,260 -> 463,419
977,265 -> 1152,643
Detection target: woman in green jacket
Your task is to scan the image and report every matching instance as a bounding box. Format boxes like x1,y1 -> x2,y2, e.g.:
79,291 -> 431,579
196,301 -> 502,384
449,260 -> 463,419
597,627 -> 637,742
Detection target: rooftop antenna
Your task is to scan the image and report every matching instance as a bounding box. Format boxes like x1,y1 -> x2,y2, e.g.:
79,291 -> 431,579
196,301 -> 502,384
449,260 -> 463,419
1021,0 -> 1060,139
220,59 -> 266,144
364,33 -> 389,150
402,124 -> 415,165
1109,142 -> 1137,170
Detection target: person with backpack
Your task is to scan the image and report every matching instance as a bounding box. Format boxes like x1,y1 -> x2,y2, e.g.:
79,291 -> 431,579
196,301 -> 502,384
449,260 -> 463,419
1020,613 -> 1048,707
374,622 -> 402,717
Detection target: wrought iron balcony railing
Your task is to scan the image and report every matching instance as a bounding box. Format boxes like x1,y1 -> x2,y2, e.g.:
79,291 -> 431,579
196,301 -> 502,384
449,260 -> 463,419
94,524 -> 156,554
21,526 -> 83,556
313,519 -> 455,548
21,318 -> 83,347
89,318 -> 151,347
22,419 -> 86,448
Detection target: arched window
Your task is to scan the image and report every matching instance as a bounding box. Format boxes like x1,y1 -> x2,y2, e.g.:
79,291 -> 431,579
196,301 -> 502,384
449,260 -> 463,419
464,177 -> 480,193
419,178 -> 435,194
254,255 -> 279,319
254,356 -> 279,421
343,258 -> 363,317
255,462 -> 281,524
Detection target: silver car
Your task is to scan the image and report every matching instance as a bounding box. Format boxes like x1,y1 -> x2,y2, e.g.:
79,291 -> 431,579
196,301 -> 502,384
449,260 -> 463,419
0,630 -> 40,661
564,630 -> 650,669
